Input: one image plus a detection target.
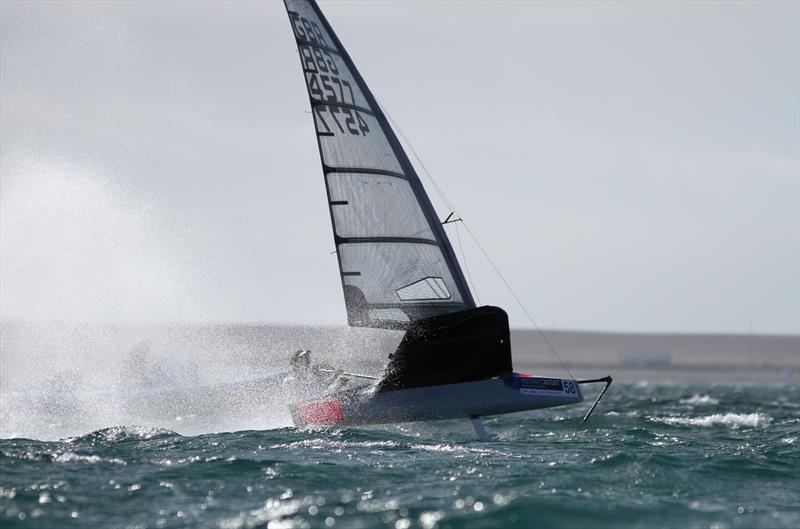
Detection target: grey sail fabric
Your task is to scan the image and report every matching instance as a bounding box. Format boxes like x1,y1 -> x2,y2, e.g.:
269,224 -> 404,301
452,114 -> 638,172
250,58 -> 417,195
284,0 -> 475,328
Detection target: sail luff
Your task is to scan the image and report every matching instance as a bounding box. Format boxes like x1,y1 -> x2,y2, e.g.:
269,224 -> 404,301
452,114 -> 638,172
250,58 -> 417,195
282,12 -> 348,329
283,0 -> 475,328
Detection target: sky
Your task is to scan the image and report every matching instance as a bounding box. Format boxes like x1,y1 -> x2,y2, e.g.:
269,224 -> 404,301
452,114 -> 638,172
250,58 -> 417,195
1,0 -> 798,334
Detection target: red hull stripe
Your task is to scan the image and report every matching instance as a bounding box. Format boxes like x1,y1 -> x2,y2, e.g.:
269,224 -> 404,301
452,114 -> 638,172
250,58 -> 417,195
297,399 -> 344,425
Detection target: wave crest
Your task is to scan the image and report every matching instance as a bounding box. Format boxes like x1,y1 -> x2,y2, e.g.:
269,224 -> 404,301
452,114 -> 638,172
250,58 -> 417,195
652,413 -> 772,429
679,394 -> 720,406
66,425 -> 179,444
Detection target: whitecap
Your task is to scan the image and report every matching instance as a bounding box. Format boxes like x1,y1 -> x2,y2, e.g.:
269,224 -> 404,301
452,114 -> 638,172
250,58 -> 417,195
53,451 -> 126,465
651,413 -> 772,428
680,394 -> 720,406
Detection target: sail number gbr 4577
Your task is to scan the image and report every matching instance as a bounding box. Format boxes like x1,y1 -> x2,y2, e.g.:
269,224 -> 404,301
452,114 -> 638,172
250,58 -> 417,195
290,10 -> 371,137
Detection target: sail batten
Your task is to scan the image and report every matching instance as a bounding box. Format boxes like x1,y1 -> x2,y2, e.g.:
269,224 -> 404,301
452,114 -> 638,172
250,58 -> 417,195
312,101 -> 374,116
325,167 -> 408,180
335,237 -> 441,246
284,0 -> 476,328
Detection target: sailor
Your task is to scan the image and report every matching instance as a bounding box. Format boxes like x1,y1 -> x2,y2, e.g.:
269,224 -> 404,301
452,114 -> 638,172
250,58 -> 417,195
283,350 -> 341,396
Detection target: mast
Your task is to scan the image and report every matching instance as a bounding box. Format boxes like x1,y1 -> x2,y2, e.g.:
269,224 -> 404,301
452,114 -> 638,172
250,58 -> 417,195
283,0 -> 476,329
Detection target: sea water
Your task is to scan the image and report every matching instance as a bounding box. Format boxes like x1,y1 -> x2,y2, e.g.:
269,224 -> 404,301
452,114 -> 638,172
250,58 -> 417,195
1,382 -> 798,529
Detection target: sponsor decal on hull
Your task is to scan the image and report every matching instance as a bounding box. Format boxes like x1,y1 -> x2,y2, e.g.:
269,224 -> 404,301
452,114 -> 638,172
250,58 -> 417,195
510,374 -> 579,397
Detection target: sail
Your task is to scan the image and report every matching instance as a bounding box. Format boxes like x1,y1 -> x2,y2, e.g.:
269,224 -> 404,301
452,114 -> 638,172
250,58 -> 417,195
283,0 -> 476,328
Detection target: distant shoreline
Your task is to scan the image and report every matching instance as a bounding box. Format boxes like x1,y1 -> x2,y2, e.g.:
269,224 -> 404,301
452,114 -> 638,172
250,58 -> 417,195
510,328 -> 799,384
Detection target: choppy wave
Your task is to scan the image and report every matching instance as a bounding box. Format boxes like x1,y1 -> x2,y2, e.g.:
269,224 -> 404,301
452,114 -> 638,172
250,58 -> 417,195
66,425 -> 179,444
1,383 -> 798,529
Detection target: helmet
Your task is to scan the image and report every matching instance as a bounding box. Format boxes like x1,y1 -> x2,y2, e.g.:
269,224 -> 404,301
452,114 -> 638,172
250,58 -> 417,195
290,349 -> 311,369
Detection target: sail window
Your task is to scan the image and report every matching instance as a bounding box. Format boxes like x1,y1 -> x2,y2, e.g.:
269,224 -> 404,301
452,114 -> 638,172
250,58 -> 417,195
339,243 -> 462,306
396,277 -> 451,301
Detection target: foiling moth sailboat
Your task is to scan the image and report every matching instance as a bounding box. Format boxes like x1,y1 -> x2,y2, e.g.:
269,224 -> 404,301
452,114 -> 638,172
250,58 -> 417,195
281,0 -> 611,436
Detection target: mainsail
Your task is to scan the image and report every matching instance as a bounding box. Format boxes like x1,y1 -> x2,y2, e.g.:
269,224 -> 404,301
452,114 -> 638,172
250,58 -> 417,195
283,0 -> 476,329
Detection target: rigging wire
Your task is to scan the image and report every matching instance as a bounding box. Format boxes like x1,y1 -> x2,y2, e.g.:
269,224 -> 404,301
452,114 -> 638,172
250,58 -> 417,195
381,103 -> 576,380
455,219 -> 575,381
454,222 -> 481,306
